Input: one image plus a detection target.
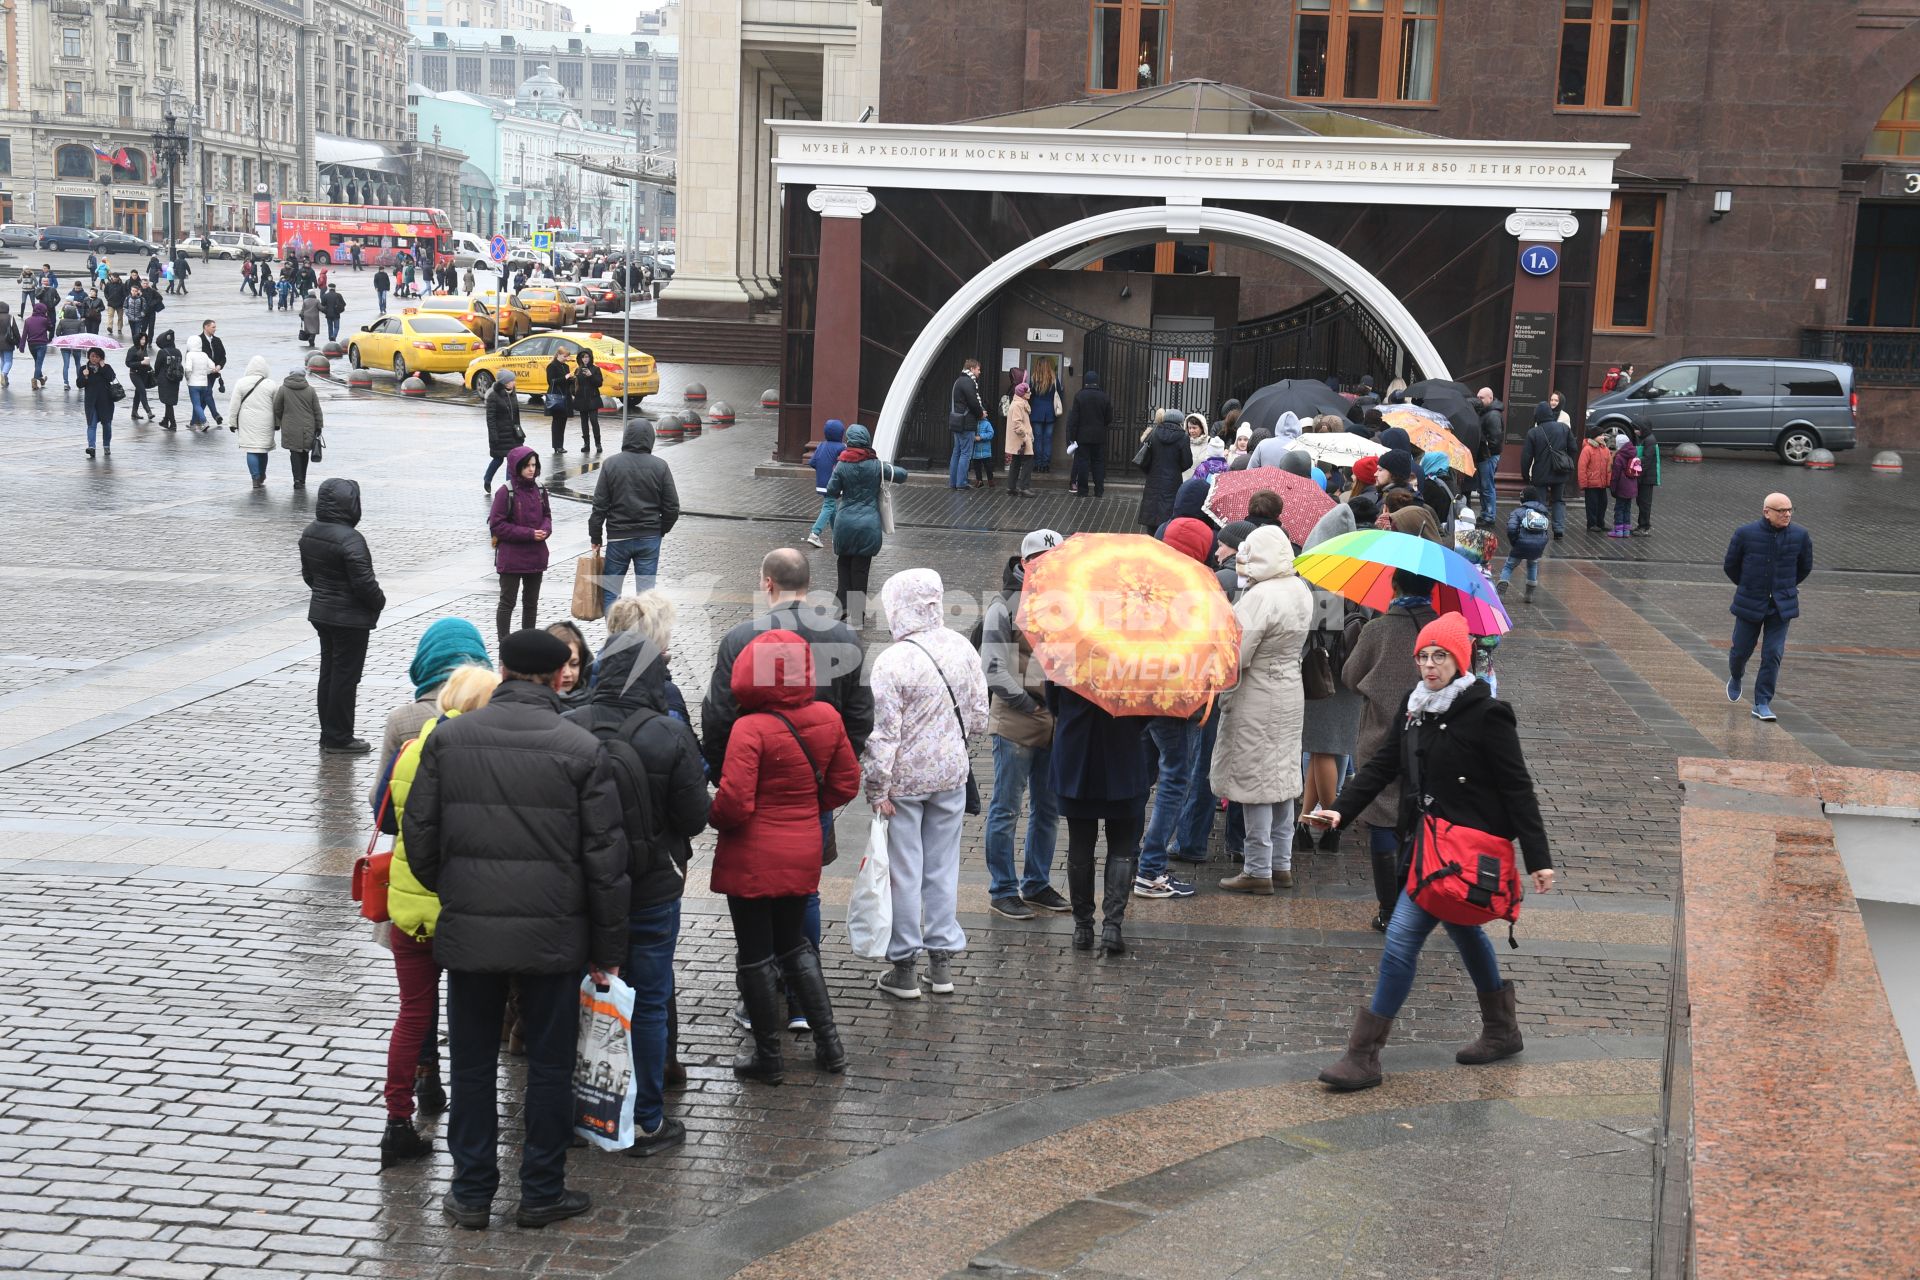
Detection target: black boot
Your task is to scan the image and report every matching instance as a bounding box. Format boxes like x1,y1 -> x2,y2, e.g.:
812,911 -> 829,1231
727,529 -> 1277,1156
414,1064 -> 447,1115
1318,824 -> 1343,853
1100,855 -> 1135,957
380,1117 -> 432,1168
778,944 -> 845,1074
731,957 -> 786,1085
1066,834 -> 1096,946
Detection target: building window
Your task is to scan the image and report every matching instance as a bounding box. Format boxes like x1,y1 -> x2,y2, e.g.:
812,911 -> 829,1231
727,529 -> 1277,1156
1594,192 -> 1662,331
1292,0 -> 1440,103
557,61 -> 582,97
62,83 -> 84,116
1867,76 -> 1920,158
55,143 -> 94,177
456,56 -> 481,91
121,147 -> 146,181
626,63 -> 647,86
62,27 -> 81,58
117,85 -> 133,120
491,58 -> 516,94
1557,0 -> 1643,110
243,157 -> 252,188
116,32 -> 133,63
591,63 -> 616,99
159,38 -> 171,70
657,112 -> 677,140
1846,205 -> 1920,326
1088,0 -> 1170,93
422,55 -> 448,91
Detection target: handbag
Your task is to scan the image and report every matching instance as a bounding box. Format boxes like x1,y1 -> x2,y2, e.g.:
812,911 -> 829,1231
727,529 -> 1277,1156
1402,724 -> 1523,941
767,710 -> 837,865
308,429 -> 324,463
904,638 -> 981,815
877,471 -> 896,535
1132,439 -> 1153,469
1053,390 -> 1064,417
108,380 -> 126,402
1301,634 -> 1335,701
351,788 -> 394,924
543,389 -> 565,412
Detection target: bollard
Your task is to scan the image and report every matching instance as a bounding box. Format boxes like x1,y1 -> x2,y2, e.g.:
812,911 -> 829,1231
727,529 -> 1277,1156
305,351 -> 331,374
656,413 -> 685,442
708,399 -> 736,425
400,374 -> 429,397
1805,448 -> 1836,471
760,387 -> 780,408
683,381 -> 707,403
1872,450 -> 1903,474
601,395 -> 619,413
1674,442 -> 1703,463
347,367 -> 373,389
322,341 -> 346,359
680,409 -> 703,438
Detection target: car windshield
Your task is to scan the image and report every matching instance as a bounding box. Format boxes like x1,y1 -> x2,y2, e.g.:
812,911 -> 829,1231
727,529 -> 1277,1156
407,316 -> 469,334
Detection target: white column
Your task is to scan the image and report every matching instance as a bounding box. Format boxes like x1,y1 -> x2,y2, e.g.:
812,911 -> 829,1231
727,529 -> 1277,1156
658,0 -> 754,318
735,66 -> 770,302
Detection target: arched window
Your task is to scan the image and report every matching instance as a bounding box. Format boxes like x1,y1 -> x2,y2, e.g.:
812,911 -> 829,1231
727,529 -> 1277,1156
120,147 -> 148,183
55,144 -> 96,179
1868,76 -> 1920,158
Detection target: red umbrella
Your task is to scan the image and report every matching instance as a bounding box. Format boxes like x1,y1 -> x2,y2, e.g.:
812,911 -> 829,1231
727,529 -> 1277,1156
1202,467 -> 1335,545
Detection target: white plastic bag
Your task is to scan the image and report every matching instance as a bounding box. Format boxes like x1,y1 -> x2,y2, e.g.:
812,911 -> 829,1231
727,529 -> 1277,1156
846,815 -> 893,961
572,975 -> 637,1152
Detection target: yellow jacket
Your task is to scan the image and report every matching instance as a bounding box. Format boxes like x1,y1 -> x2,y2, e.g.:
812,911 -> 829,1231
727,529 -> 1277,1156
387,710 -> 461,939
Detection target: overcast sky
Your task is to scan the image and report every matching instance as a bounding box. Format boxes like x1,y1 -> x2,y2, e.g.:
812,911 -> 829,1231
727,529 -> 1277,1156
569,0 -> 663,35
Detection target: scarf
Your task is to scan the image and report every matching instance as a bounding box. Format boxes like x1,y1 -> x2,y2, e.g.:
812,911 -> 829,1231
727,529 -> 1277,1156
1406,673 -> 1476,720
838,446 -> 875,464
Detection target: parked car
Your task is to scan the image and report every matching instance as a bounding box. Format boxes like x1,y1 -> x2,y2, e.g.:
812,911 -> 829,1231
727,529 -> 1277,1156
209,231 -> 276,260
37,225 -> 95,252
465,331 -> 659,407
346,313 -> 485,379
583,278 -> 627,313
471,289 -> 534,342
401,294 -> 500,348
553,282 -> 597,322
0,224 -> 38,249
446,231 -> 496,271
1585,357 -> 1857,464
90,230 -> 157,256
514,285 -> 576,329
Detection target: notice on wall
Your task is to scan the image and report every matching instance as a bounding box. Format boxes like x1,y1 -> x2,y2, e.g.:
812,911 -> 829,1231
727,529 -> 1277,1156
1507,311 -> 1556,417
1000,348 -> 1022,375
1167,358 -> 1188,383
1188,361 -> 1211,381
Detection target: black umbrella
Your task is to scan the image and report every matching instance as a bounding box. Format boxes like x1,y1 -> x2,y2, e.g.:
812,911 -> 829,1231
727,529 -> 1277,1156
1405,379 -> 1481,437
1241,378 -> 1351,435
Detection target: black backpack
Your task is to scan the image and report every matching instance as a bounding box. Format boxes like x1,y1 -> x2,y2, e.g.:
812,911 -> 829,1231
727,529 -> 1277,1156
584,708 -> 679,884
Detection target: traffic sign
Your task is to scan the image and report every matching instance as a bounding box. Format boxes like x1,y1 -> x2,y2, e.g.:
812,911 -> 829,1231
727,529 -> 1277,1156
1519,244 -> 1559,277
532,231 -> 552,252
489,234 -> 507,262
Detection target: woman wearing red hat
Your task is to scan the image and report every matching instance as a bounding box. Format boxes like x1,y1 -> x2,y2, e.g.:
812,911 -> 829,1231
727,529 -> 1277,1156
1307,612 -> 1554,1092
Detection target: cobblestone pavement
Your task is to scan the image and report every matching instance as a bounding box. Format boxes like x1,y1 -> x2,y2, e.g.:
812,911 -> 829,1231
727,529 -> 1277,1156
0,258 -> 1914,1277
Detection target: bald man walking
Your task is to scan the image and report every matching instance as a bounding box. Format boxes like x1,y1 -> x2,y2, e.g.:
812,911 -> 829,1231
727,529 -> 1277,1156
1723,492 -> 1813,722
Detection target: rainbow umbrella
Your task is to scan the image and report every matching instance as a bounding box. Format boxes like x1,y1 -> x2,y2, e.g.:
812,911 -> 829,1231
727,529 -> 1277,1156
1293,528 -> 1513,636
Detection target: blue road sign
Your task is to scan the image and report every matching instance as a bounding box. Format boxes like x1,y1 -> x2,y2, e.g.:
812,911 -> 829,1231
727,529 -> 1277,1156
1519,244 -> 1559,277
532,231 -> 552,252
489,234 -> 507,262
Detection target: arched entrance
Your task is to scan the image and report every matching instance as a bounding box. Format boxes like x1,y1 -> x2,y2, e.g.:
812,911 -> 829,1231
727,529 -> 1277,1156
873,203 -> 1449,460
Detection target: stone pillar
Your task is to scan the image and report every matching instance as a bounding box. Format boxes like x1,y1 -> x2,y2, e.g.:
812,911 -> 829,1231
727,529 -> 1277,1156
798,184 -> 873,459
1497,207 -> 1579,493
736,67 -> 771,303
659,1 -> 754,319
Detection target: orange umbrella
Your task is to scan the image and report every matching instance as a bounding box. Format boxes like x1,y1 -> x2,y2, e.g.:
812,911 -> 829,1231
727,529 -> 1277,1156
1381,407 -> 1477,475
1016,533 -> 1240,718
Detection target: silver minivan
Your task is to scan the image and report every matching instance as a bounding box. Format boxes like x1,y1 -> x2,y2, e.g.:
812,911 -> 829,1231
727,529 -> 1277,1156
1585,358 -> 1856,464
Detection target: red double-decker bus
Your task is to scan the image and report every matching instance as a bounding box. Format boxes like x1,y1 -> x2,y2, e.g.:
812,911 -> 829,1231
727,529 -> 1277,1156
275,202 -> 453,268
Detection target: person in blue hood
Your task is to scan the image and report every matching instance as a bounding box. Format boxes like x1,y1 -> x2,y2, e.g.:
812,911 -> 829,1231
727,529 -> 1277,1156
804,419 -> 846,549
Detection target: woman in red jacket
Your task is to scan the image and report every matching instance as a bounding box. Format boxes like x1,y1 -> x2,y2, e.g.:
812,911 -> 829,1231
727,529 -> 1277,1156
710,629 -> 861,1085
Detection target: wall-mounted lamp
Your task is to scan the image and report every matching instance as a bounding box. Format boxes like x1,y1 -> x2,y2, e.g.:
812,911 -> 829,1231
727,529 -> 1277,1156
1119,284 -> 1131,299
857,106 -> 874,123
1711,189 -> 1733,222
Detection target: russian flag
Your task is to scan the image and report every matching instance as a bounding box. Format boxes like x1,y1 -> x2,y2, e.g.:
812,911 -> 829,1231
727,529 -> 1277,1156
92,144 -> 116,165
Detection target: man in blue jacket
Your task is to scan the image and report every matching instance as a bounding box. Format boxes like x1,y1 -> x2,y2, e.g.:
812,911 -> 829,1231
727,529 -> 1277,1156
1723,492 -> 1813,723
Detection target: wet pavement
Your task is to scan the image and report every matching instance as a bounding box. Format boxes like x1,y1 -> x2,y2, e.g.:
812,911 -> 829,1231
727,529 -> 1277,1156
0,256 -> 1916,1278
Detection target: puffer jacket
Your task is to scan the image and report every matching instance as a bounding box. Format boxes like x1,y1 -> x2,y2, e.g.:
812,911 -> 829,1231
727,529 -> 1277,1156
588,419 -> 680,543
1723,518 -> 1814,622
272,371 -> 324,452
1209,526 -> 1313,805
564,635 -> 711,910
1609,443 -> 1640,500
981,555 -> 1052,748
228,356 -> 277,451
489,445 -> 552,575
700,602 -> 874,779
299,478 -> 386,629
387,711 -> 460,939
808,419 -> 846,491
485,383 -> 524,458
709,631 -> 861,899
862,569 -> 988,804
403,679 -> 630,972
1135,415 -> 1193,530
1577,437 -> 1613,490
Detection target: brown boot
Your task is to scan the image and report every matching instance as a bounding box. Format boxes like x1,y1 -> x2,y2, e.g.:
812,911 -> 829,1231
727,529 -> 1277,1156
1455,981 -> 1524,1065
1318,1007 -> 1392,1091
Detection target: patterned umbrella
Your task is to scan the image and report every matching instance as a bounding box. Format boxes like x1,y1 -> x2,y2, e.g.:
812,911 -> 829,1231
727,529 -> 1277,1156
1291,431 -> 1386,469
1202,467 -> 1335,545
1381,407 -> 1476,475
49,333 -> 125,351
1016,533 -> 1240,718
1293,528 -> 1512,636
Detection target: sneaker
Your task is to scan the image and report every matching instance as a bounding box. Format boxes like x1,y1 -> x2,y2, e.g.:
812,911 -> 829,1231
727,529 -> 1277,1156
1496,576 -> 1510,596
1726,676 -> 1742,703
1132,875 -> 1174,899
990,895 -> 1035,920
877,961 -> 921,1000
728,1001 -> 751,1031
1162,876 -> 1196,898
926,951 -> 955,994
1022,886 -> 1071,913
804,533 -> 823,548
627,1116 -> 686,1158
1752,703 -> 1777,722
786,1010 -> 811,1033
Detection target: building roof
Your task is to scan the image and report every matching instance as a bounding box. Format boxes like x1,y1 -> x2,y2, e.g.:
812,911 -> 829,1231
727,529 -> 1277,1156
458,161 -> 495,190
408,25 -> 677,58
960,79 -> 1438,141
315,134 -> 408,174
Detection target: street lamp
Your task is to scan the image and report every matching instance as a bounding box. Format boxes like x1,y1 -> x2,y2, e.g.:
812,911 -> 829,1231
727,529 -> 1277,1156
151,108 -> 191,255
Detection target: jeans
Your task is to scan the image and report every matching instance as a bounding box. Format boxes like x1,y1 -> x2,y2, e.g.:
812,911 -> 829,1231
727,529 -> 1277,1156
947,430 -> 974,488
1241,799 -> 1298,878
446,968 -> 577,1206
61,348 -> 80,385
245,451 -> 268,483
1369,891 -> 1504,1018
326,316 -> 341,342
313,622 -> 370,746
1137,717 -> 1200,881
1612,495 -> 1633,527
1729,610 -> 1790,706
1498,553 -> 1539,586
385,931 -> 442,1118
1173,708 -> 1221,859
808,494 -> 837,538
885,788 -> 968,961
1034,419 -> 1054,470
1541,480 -> 1567,534
0,349 -> 12,379
1478,456 -> 1499,525
85,404 -> 114,450
188,385 -> 214,424
484,455 -> 507,489
375,288 -> 388,314
625,901 -> 680,1133
985,735 -> 1060,900
601,534 -> 662,612
29,344 -> 46,381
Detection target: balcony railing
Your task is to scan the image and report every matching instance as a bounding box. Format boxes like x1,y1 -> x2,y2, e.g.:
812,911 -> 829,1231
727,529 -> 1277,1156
1802,326 -> 1920,387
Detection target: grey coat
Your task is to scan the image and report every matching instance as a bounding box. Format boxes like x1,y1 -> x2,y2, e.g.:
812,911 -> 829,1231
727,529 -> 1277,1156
272,372 -> 323,451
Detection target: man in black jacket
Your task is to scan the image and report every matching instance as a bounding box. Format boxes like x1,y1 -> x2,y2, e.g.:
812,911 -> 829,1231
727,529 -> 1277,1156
298,479 -> 385,753
103,273 -> 128,337
1064,369 -> 1114,498
947,357 -> 985,489
1473,388 -> 1505,528
373,266 -> 391,314
198,319 -> 227,406
405,628 -> 630,1230
1518,402 -> 1575,538
588,418 -> 680,612
565,596 -> 710,1158
319,283 -> 346,343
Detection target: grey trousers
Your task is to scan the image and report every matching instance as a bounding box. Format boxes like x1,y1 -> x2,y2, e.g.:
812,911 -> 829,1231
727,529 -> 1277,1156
1241,798 -> 1299,878
885,787 -> 968,963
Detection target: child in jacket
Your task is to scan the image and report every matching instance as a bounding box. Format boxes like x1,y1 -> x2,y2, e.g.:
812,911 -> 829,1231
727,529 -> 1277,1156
804,418 -> 847,548
1607,433 -> 1641,537
971,418 -> 995,487
1577,428 -> 1614,531
1499,486 -> 1552,601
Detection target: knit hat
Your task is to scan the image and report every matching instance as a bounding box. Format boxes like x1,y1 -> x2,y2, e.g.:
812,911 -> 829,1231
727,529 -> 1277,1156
1413,613 -> 1473,676
1377,427 -> 1412,453
1205,437 -> 1227,460
1216,519 -> 1256,552
1380,449 -> 1414,481
500,627 -> 573,677
1162,517 -> 1214,565
409,618 -> 492,700
844,424 -> 872,448
1614,432 -> 1631,449
1014,383 -> 1031,398
1351,456 -> 1380,487
1020,528 -> 1063,559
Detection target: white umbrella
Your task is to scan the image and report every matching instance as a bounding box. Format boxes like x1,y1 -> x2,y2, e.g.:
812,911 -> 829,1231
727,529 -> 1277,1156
49,333 -> 124,351
1292,432 -> 1386,468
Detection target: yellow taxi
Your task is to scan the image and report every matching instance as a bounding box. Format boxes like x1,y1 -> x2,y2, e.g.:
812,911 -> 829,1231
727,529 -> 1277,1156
401,295 -> 500,349
514,286 -> 576,329
464,331 -> 660,406
346,314 -> 486,378
472,290 -> 533,342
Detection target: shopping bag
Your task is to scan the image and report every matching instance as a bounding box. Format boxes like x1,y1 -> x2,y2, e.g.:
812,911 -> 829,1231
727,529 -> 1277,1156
845,815 -> 893,960
571,549 -> 605,621
877,477 -> 896,535
572,975 -> 638,1152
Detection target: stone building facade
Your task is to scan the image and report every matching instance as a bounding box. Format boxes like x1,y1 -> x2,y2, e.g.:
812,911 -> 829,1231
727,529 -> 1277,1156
407,25 -> 678,145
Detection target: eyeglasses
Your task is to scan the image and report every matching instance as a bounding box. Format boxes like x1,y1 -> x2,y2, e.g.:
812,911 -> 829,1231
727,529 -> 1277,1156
1414,649 -> 1454,665
1765,506 -> 1792,514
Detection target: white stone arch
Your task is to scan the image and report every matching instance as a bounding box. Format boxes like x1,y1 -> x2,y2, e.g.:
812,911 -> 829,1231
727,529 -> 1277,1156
873,203 -> 1451,461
